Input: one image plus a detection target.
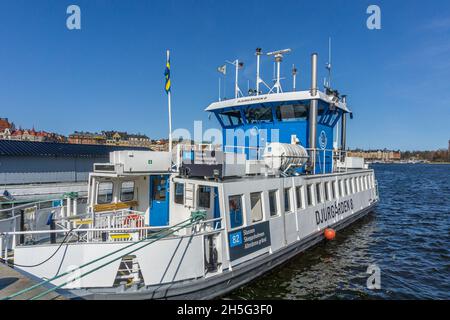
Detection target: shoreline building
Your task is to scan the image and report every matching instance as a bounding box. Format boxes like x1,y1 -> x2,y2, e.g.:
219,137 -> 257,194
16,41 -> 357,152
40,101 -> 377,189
68,131 -> 152,149
0,117 -> 66,143
347,150 -> 401,162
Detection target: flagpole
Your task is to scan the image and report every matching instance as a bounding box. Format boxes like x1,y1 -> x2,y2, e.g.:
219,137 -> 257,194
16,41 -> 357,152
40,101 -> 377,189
167,49 -> 172,154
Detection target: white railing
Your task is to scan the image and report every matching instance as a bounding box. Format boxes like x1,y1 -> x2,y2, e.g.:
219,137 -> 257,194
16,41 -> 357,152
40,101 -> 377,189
91,209 -> 146,242
172,142 -> 359,177
0,216 -> 223,249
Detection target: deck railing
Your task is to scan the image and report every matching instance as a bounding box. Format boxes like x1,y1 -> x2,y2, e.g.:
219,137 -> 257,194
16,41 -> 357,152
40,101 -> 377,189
175,143 -> 354,175
0,215 -> 223,262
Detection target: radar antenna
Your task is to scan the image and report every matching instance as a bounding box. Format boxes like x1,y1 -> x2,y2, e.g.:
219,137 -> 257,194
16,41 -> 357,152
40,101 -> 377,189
267,48 -> 291,94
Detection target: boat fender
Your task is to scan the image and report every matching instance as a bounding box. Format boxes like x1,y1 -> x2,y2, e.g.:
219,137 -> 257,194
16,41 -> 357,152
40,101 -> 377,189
324,228 -> 336,240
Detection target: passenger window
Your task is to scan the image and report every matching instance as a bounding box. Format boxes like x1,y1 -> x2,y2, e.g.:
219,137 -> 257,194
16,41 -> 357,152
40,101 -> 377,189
307,184 -> 313,206
268,190 -> 278,216
316,183 -> 322,203
97,181 -> 113,204
229,195 -> 243,229
250,192 -> 263,223
350,179 -> 354,194
284,188 -> 292,212
324,182 -> 330,201
295,186 -> 303,209
120,181 -> 134,202
174,182 -> 184,204
331,181 -> 336,199
345,179 -> 350,196
198,186 -> 211,208
339,180 -> 345,197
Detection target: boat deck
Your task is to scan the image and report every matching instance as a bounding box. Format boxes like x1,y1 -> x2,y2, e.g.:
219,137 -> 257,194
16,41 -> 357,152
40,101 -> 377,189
0,263 -> 67,300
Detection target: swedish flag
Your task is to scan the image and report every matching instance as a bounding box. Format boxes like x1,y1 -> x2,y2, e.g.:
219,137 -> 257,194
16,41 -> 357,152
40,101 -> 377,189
164,56 -> 171,94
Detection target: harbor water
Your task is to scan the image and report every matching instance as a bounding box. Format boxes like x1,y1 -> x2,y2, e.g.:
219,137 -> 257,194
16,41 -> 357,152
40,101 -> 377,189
226,164 -> 450,299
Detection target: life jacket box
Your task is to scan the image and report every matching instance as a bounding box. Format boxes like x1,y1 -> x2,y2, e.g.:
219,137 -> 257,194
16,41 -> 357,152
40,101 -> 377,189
181,150 -> 245,178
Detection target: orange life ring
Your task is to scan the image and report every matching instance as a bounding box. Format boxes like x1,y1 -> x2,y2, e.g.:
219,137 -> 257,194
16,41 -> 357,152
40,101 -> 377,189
124,214 -> 143,228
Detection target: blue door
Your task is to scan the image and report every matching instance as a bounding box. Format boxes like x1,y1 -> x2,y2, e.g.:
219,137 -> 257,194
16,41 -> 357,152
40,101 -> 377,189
149,175 -> 170,226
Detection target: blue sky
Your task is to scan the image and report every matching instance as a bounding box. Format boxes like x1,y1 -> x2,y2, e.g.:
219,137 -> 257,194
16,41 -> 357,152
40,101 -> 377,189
0,0 -> 449,150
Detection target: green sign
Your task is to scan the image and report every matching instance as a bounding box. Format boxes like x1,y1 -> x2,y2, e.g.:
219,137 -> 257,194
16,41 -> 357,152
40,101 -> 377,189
148,160 -> 152,165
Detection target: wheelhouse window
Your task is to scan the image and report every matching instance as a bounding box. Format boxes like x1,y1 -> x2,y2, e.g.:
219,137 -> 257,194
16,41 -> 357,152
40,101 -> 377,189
229,195 -> 243,229
245,106 -> 273,124
174,182 -> 184,204
307,184 -> 313,206
268,190 -> 278,216
120,181 -> 135,202
318,102 -> 326,116
284,188 -> 292,213
275,104 -> 308,122
217,109 -> 243,127
97,181 -> 113,204
316,183 -> 322,203
295,186 -> 304,209
198,186 -> 211,209
250,192 -> 263,223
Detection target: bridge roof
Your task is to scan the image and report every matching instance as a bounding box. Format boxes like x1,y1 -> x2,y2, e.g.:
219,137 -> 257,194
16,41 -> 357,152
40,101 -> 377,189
205,90 -> 351,113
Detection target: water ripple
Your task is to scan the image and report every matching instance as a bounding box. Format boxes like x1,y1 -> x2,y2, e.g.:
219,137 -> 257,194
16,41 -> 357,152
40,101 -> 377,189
226,164 -> 450,299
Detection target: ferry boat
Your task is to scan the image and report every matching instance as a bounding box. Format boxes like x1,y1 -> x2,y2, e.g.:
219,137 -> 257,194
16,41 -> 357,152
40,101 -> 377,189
0,49 -> 379,300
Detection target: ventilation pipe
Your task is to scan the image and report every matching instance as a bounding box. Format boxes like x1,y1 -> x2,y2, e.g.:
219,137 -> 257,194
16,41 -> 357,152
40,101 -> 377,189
341,95 -> 347,159
308,53 -> 318,172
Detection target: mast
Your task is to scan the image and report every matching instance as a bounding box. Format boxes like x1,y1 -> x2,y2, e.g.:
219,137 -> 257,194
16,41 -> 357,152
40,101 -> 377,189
166,50 -> 172,154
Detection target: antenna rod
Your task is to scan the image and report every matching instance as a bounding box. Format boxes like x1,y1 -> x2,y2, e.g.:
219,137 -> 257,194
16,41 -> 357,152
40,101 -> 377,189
235,59 -> 239,98
326,37 -> 332,88
218,77 -> 221,101
292,64 -> 297,91
276,55 -> 282,93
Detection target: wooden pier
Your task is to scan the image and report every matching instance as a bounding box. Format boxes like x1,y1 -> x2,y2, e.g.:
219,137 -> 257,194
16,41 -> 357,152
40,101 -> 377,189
0,263 -> 67,300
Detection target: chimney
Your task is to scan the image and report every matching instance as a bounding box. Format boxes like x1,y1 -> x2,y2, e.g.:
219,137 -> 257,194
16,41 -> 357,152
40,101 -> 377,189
308,53 -> 318,172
